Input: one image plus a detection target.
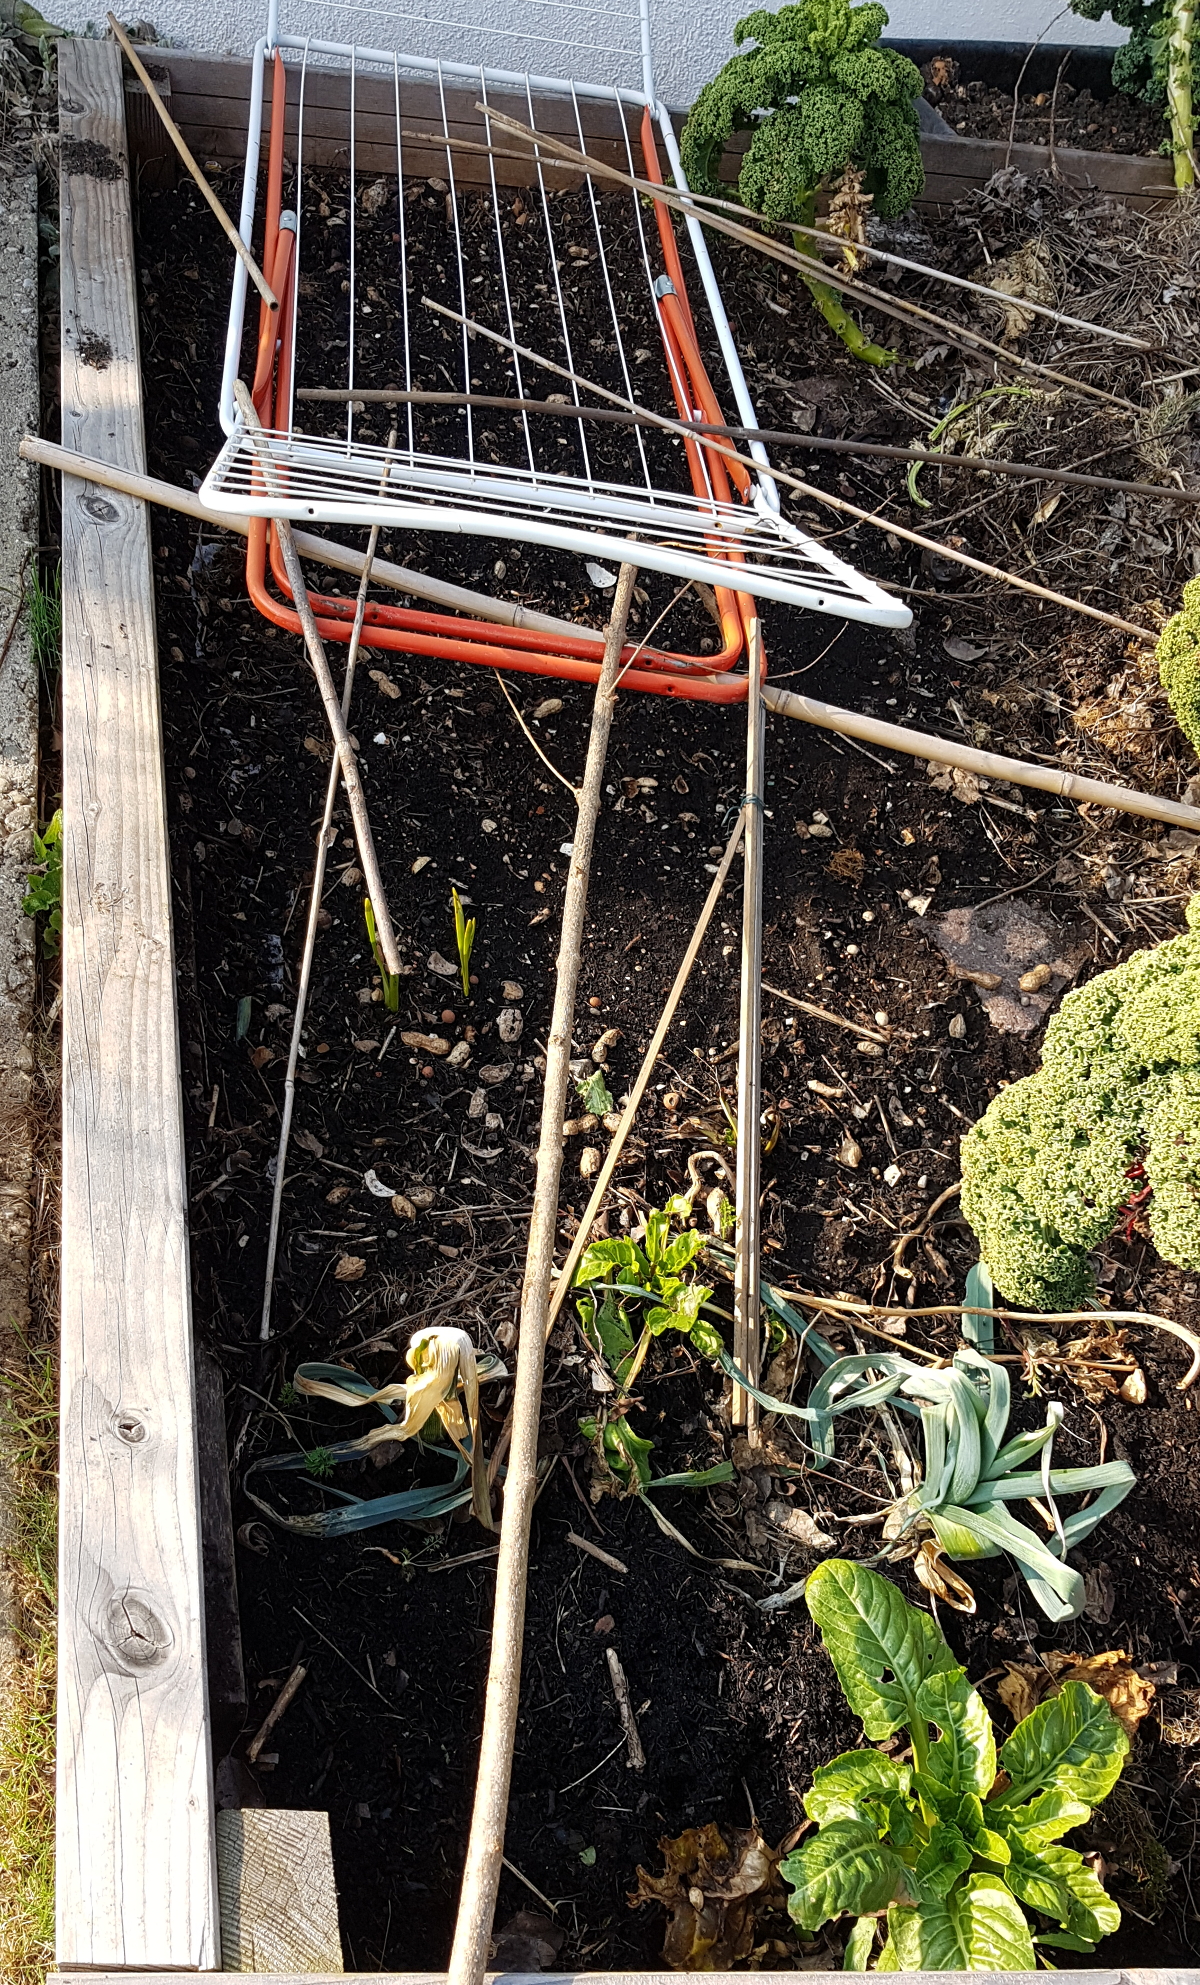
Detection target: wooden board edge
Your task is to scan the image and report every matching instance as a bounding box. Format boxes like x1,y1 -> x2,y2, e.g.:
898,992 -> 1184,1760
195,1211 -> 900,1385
55,32 -> 219,1972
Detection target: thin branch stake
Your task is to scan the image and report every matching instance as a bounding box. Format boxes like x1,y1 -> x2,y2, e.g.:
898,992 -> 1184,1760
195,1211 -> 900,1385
447,564 -> 637,1985
233,380 -> 402,975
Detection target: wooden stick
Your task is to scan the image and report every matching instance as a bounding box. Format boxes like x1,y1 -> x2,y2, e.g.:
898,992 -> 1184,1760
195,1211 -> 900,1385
472,106 -> 1139,415
761,682 -> 1200,831
761,983 -> 891,1042
246,1662 -> 307,1764
234,379 -> 401,973
732,624 -> 764,1435
605,1647 -> 646,1770
566,1529 -> 628,1574
19,433 -> 584,642
107,15 -> 278,313
260,433 -> 398,1341
404,119 -> 1154,354
296,386 -> 1200,506
423,297 -> 1157,645
545,803 -> 750,1334
23,438 -> 1196,829
447,564 -> 637,1985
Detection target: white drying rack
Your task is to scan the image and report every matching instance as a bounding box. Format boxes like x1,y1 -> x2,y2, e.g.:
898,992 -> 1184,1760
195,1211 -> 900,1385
203,0 -> 910,630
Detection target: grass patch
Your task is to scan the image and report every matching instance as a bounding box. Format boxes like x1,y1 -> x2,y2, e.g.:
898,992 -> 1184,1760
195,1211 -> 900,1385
26,562 -> 60,698
0,1336 -> 57,1985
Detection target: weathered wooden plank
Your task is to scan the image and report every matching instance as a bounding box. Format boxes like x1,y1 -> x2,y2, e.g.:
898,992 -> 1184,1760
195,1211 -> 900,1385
216,1810 -> 343,1973
56,34 -> 219,1973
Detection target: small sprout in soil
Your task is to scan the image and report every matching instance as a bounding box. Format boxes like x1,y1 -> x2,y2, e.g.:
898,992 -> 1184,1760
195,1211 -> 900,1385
452,885 -> 476,999
364,896 -> 400,1011
22,808 -> 62,956
576,1067 -> 614,1116
304,1446 -> 336,1480
780,1558 -> 1129,1968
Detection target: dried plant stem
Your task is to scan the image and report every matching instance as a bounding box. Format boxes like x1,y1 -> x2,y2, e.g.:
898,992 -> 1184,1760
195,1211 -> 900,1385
423,298 -> 1155,645
447,564 -> 637,1985
474,105 -> 1139,413
733,627 -> 765,1434
247,1663 -> 307,1765
297,387 -> 1195,506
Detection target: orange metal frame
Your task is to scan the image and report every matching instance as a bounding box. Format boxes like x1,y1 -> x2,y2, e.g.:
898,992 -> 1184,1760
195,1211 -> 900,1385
243,54 -> 762,701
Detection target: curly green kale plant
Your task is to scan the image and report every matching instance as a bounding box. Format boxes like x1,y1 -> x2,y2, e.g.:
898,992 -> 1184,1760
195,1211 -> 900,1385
1069,0 -> 1194,188
780,1559 -> 1128,1969
1155,574 -> 1200,752
680,0 -> 924,364
961,895 -> 1200,1309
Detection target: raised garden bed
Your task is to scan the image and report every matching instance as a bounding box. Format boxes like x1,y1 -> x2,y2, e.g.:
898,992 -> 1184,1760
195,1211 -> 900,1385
46,31 -> 1200,1983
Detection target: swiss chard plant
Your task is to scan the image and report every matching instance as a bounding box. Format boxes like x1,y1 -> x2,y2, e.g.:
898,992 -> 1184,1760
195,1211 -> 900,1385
573,1200 -> 725,1380
781,1559 -> 1129,1969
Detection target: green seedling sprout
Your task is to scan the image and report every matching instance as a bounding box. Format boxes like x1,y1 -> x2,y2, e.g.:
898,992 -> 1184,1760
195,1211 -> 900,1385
452,886 -> 476,998
364,895 -> 399,1011
21,809 -> 62,958
780,1559 -> 1128,1968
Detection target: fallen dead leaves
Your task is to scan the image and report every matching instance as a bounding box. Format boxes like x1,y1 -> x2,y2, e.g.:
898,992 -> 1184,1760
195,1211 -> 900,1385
998,1648 -> 1156,1738
630,1823 -> 788,1970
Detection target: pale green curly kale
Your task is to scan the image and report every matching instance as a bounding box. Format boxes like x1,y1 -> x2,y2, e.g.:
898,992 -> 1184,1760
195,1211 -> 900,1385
680,0 -> 923,364
681,0 -> 924,222
1156,575 -> 1200,756
961,896 -> 1200,1308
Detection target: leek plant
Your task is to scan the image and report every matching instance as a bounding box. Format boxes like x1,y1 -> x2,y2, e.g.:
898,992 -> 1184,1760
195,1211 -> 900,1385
246,1327 -> 506,1534
452,885 -> 476,998
364,895 -> 399,1010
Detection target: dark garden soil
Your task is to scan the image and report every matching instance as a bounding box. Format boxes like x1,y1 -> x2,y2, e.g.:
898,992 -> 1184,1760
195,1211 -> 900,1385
127,156 -> 1200,1971
921,55 -> 1171,157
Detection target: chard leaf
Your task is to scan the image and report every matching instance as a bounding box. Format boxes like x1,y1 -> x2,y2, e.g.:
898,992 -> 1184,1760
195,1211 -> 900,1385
574,1237 -> 650,1288
780,1820 -> 904,1932
996,1679 -> 1129,1809
918,1667 -> 996,1797
804,1749 -> 912,1825
913,1779 -> 1006,1862
843,1915 -> 877,1972
593,1292 -> 635,1369
805,1559 -> 958,1743
661,1228 -> 711,1274
1036,1929 -> 1099,1953
1002,1838 -> 1120,1943
874,1930 -> 900,1971
885,1873 -> 1037,1971
995,1789 -> 1092,1847
913,1825 -> 972,1899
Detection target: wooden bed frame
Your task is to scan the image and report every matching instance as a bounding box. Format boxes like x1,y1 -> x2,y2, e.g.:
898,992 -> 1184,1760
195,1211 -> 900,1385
47,32 -> 1181,1978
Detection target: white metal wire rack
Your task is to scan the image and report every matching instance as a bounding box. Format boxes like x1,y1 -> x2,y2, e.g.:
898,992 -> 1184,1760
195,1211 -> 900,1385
203,0 -> 910,632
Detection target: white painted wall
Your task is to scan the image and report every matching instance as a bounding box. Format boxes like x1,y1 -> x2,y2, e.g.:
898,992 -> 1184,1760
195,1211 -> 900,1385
62,0 -> 1124,107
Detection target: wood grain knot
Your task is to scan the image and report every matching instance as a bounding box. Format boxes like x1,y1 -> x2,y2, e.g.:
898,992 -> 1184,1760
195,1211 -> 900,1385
103,1590 -> 174,1669
112,1409 -> 147,1444
78,490 -> 119,523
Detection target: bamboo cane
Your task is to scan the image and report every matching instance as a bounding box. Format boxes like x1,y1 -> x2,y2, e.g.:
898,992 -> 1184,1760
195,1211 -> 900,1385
19,434 -> 583,641
423,296 -> 1157,646
447,564 -> 638,1985
108,15 -> 278,312
24,435 -> 1199,830
732,622 -> 764,1434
